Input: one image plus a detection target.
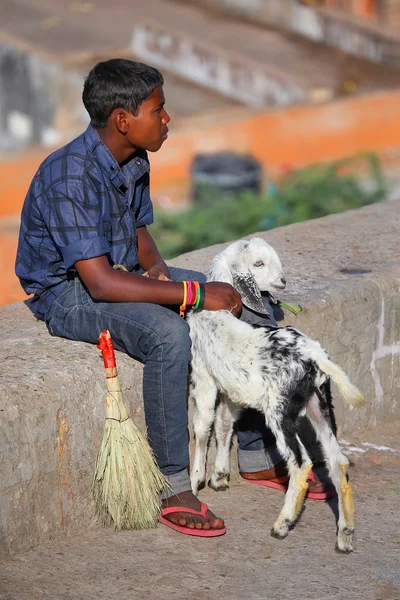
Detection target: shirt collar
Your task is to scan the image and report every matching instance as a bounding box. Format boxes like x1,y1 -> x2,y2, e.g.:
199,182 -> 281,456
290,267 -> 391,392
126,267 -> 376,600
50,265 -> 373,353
83,124 -> 150,192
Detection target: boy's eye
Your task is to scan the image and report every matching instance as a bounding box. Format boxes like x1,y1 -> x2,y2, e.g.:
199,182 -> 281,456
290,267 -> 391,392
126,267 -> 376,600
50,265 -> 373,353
254,261 -> 264,267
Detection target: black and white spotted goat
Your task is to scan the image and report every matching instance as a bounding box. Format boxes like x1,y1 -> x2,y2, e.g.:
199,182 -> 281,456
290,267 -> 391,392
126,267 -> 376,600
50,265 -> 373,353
187,237 -> 365,553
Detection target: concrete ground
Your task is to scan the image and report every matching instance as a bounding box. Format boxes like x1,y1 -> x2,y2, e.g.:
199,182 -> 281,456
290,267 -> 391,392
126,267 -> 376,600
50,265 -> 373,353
0,419 -> 398,600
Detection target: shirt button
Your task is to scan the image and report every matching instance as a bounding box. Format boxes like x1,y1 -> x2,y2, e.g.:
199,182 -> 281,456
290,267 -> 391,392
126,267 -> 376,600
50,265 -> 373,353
136,160 -> 141,166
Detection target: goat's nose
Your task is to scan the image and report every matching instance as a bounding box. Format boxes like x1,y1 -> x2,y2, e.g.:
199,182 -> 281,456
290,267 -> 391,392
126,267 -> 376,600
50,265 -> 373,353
281,277 -> 286,286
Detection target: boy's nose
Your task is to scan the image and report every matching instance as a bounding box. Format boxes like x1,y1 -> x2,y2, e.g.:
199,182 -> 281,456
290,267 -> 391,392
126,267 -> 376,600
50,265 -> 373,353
163,109 -> 171,124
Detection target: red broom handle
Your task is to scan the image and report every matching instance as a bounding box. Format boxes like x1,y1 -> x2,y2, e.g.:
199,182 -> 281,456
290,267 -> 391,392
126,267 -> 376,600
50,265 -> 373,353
97,330 -> 117,369
97,331 -> 126,419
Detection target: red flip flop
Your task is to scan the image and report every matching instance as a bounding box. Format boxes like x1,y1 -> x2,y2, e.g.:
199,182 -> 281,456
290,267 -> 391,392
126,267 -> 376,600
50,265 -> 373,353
242,475 -> 290,492
158,501 -> 227,537
306,471 -> 336,500
242,472 -> 336,500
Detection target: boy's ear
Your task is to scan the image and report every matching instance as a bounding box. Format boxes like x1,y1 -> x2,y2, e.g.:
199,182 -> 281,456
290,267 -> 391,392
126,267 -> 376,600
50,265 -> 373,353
113,109 -> 129,134
232,272 -> 268,314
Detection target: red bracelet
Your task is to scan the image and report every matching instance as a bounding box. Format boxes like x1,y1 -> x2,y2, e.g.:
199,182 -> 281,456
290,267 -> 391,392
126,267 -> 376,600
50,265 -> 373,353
186,281 -> 195,306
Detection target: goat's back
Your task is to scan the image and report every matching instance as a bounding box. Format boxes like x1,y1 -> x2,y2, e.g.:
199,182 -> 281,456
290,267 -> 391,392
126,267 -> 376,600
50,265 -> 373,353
188,312 -> 324,409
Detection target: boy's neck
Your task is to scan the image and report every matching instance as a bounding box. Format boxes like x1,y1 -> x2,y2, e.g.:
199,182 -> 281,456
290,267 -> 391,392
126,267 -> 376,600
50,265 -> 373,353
97,126 -> 137,167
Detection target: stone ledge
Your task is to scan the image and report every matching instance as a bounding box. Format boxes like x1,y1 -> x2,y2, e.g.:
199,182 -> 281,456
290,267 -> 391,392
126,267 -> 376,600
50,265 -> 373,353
1,200 -> 400,557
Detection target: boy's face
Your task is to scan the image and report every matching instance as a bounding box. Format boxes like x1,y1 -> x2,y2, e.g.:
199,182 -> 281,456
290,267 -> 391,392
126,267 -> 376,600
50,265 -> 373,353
126,85 -> 170,152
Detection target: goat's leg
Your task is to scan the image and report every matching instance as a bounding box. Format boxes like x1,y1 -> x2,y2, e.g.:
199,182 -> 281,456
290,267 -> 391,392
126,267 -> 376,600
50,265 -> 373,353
267,412 -> 312,540
209,396 -> 242,491
190,374 -> 218,496
307,391 -> 355,553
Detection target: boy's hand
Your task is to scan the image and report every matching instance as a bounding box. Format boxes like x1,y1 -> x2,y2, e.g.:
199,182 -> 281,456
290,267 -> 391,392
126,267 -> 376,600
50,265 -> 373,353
146,263 -> 171,281
203,282 -> 242,316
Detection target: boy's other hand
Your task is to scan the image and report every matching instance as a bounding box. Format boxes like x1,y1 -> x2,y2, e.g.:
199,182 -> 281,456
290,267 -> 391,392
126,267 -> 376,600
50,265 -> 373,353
146,263 -> 171,280
203,282 -> 242,316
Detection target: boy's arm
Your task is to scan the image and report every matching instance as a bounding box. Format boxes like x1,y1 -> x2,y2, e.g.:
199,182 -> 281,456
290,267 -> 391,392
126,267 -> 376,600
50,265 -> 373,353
75,255 -> 242,314
136,226 -> 170,280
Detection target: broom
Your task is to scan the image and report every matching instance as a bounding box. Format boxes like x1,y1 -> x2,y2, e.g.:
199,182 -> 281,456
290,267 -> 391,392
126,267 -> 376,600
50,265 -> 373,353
93,330 -> 169,529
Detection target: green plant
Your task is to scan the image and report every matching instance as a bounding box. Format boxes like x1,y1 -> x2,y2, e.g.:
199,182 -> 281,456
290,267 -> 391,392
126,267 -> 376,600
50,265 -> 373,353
150,153 -> 387,259
266,152 -> 386,228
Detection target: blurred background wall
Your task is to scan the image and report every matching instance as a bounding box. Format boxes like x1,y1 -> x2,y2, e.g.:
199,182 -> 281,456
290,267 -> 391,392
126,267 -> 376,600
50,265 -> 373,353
1,0 -> 400,305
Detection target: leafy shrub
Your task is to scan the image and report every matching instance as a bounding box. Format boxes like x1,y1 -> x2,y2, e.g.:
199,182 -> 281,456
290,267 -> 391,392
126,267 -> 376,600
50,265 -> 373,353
150,153 -> 386,259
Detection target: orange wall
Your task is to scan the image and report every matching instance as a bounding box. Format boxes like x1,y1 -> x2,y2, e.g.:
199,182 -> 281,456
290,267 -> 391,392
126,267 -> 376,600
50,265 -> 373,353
2,89 -> 400,306
3,90 -> 400,218
0,233 -> 23,305
0,151 -> 49,219
321,0 -> 376,19
149,90 -> 400,193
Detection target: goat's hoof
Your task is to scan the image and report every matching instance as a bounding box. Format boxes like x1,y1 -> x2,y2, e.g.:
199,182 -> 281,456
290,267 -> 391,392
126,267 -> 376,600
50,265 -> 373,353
191,480 -> 205,496
335,531 -> 353,554
335,543 -> 353,554
208,477 -> 229,492
270,525 -> 289,540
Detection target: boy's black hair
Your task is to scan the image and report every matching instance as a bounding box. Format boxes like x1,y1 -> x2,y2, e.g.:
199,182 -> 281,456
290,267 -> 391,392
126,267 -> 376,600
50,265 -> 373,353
82,58 -> 164,128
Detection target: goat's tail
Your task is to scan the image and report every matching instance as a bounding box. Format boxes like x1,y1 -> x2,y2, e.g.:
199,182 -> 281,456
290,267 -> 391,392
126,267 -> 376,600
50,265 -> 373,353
316,356 -> 366,408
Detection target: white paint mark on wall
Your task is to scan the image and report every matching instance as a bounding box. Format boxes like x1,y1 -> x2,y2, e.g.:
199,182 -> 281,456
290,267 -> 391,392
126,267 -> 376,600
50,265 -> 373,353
291,5 -> 323,41
342,446 -> 367,455
131,24 -> 306,108
339,440 -> 397,456
361,442 -> 397,453
7,111 -> 33,143
370,297 -> 400,406
41,127 -> 62,147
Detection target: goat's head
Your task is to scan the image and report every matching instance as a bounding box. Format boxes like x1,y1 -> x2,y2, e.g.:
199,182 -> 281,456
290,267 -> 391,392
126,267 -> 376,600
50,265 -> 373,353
209,238 -> 286,314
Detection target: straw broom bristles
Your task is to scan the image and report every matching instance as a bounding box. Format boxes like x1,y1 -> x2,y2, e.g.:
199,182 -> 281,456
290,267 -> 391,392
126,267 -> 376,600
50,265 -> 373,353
93,330 -> 169,529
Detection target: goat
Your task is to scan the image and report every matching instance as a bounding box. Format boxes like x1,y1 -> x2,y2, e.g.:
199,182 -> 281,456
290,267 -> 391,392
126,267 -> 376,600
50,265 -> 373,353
187,237 -> 365,553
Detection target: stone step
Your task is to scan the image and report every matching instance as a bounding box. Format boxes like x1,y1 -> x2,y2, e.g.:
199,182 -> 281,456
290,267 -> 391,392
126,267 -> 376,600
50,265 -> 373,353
130,1 -> 400,107
0,429 -> 399,600
1,202 -> 400,558
174,0 -> 400,68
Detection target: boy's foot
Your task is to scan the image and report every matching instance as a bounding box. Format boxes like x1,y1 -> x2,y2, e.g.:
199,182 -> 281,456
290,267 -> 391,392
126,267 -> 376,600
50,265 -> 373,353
161,491 -> 225,531
241,461 -> 334,496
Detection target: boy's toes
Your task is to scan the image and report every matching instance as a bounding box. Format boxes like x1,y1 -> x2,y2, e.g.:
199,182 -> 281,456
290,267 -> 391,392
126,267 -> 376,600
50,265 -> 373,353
205,510 -> 225,529
160,491 -> 225,532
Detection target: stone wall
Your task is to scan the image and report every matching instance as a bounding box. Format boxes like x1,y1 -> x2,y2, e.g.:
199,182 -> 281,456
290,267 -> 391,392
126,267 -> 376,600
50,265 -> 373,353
0,40 -> 85,153
1,200 -> 399,557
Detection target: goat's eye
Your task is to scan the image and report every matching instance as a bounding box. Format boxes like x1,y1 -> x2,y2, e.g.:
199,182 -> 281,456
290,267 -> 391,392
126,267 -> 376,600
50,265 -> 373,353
254,261 -> 264,267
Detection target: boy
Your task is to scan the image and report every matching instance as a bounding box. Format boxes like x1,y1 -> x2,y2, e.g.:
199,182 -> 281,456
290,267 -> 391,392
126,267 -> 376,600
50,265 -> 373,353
16,59 -> 330,537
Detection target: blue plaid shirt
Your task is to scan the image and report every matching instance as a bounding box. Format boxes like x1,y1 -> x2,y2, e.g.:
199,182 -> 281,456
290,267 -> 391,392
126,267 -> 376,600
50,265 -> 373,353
16,124 -> 154,320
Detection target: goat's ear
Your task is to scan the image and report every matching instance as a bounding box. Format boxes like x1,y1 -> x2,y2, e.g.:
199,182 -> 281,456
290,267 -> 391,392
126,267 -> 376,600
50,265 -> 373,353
232,272 -> 269,314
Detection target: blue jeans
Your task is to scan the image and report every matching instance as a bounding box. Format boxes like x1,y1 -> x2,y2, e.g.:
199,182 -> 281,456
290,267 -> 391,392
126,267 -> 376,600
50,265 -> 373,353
45,267 -> 201,498
45,268 -> 320,498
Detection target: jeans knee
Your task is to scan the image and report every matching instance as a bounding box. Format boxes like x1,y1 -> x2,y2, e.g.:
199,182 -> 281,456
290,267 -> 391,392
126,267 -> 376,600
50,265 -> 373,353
152,315 -> 191,359
167,317 -> 191,353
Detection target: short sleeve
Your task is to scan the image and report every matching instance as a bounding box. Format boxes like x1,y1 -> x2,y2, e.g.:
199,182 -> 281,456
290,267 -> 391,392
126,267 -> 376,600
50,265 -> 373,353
135,171 -> 154,228
46,182 -> 110,270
